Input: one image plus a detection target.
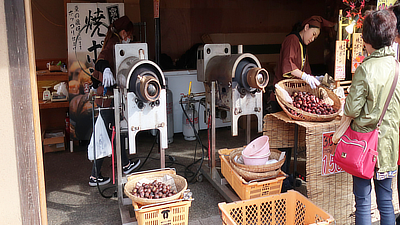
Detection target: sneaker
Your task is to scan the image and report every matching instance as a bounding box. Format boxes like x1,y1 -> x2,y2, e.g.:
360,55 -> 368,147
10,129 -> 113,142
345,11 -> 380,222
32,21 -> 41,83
89,175 -> 111,187
123,159 -> 141,175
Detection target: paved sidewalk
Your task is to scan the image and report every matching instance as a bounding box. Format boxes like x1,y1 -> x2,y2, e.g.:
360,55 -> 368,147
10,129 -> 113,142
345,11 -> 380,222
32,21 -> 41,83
189,215 -> 223,225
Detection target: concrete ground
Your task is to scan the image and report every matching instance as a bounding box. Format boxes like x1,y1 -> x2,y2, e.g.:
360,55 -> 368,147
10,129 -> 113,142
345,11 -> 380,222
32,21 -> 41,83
44,125 -> 394,225
44,126 -> 257,225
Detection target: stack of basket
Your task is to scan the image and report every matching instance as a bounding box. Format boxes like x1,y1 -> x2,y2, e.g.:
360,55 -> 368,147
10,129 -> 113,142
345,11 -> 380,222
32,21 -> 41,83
229,147 -> 286,182
275,79 -> 341,122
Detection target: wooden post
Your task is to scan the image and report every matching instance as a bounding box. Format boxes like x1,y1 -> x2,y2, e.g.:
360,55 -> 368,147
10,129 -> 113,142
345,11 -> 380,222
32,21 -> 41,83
4,0 -> 45,223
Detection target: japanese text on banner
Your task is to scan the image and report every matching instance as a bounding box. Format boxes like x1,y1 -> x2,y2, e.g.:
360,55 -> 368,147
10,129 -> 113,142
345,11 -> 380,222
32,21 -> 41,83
334,40 -> 346,81
322,131 -> 343,176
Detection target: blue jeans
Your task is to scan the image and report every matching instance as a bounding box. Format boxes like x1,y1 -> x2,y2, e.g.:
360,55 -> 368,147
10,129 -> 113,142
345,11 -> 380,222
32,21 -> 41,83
353,176 -> 395,225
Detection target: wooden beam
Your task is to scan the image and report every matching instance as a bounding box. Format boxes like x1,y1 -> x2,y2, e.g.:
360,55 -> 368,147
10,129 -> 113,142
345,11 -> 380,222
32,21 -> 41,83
5,0 -> 43,223
25,0 -> 48,223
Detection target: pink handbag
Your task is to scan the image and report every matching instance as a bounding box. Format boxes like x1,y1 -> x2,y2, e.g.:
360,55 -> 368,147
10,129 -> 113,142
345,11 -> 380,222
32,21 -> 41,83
334,62 -> 399,179
334,127 -> 378,179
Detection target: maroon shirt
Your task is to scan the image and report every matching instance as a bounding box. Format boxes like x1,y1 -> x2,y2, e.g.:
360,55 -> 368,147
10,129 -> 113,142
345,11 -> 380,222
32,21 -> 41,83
274,34 -> 312,85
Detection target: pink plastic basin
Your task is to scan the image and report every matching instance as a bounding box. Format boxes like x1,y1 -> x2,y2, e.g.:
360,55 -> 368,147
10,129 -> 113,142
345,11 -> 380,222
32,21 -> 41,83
242,136 -> 270,156
242,136 -> 271,166
242,152 -> 271,165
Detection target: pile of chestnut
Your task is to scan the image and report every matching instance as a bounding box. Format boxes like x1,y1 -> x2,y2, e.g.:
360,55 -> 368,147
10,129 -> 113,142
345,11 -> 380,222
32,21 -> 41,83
130,180 -> 177,199
289,91 -> 336,115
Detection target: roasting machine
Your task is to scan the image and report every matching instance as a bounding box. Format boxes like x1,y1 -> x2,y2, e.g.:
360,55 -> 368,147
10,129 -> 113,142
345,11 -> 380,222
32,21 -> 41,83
108,43 -> 168,224
196,44 -> 269,201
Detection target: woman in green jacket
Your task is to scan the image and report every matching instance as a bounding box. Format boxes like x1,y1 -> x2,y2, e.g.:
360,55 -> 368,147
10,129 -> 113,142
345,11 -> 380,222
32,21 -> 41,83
333,9 -> 400,225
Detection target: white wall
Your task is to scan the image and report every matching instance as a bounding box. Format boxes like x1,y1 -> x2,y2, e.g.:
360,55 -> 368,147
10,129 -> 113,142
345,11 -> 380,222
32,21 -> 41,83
0,0 -> 22,223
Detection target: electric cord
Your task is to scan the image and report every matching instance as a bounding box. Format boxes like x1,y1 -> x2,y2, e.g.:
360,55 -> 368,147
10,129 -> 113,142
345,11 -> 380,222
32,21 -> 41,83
95,95 -> 208,185
128,97 -> 206,184
179,97 -> 207,183
135,131 -> 158,171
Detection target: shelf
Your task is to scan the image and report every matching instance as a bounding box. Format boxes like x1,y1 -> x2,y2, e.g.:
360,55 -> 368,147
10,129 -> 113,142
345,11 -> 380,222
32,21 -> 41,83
36,70 -> 68,81
39,100 -> 69,109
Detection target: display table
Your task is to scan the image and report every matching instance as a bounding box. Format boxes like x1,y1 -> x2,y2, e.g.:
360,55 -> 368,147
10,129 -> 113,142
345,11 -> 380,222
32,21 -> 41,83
263,111 -> 399,224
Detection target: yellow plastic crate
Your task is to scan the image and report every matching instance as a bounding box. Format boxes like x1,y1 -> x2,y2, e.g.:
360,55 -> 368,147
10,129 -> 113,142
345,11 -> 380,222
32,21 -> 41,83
133,199 -> 192,225
219,190 -> 334,225
219,148 -> 286,200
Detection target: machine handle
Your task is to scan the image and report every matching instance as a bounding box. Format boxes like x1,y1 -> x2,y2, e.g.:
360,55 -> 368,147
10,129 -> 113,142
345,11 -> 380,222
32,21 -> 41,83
188,81 -> 192,96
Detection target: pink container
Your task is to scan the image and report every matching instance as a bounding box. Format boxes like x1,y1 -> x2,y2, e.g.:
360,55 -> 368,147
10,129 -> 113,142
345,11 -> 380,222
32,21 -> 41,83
242,152 -> 271,165
242,136 -> 270,156
242,136 -> 271,165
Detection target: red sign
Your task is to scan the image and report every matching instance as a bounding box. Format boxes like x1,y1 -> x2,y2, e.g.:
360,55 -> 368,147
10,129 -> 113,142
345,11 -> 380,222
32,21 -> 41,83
153,0 -> 160,18
321,131 -> 343,176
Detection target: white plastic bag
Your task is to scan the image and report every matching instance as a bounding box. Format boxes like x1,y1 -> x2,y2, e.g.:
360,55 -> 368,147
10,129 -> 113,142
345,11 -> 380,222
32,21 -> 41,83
88,112 -> 112,160
54,82 -> 68,96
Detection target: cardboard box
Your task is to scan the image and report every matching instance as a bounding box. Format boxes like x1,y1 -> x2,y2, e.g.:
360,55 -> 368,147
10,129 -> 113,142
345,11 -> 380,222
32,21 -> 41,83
43,143 -> 65,153
43,130 -> 65,153
43,130 -> 64,145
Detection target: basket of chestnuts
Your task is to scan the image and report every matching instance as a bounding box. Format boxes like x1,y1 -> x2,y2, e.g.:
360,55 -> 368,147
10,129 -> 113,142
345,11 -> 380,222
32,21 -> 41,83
275,79 -> 341,122
124,169 -> 188,206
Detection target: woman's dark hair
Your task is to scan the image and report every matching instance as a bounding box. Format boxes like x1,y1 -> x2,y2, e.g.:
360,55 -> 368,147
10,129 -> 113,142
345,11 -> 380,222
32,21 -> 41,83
362,9 -> 397,49
102,16 -> 134,49
389,3 -> 400,36
290,21 -> 319,34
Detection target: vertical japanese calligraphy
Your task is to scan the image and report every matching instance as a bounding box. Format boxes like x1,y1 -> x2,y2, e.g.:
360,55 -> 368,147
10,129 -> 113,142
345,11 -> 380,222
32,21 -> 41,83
351,33 -> 365,73
334,40 -> 347,81
66,3 -> 124,141
322,131 -> 343,176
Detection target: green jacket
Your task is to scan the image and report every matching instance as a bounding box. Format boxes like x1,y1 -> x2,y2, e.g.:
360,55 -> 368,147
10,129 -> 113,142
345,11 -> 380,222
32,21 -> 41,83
344,46 -> 400,173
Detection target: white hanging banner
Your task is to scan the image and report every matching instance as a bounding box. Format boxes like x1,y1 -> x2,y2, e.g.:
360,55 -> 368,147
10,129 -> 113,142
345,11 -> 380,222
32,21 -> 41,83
66,3 -> 124,141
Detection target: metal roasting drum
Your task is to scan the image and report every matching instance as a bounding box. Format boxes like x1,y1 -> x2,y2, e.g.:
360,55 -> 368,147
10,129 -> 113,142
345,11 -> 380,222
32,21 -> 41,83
197,43 -> 269,136
114,43 -> 168,154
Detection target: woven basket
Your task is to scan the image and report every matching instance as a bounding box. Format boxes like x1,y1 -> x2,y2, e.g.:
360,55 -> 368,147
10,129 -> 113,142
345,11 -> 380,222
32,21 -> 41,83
230,161 -> 281,182
275,79 -> 341,122
124,174 -> 187,206
230,148 -> 285,173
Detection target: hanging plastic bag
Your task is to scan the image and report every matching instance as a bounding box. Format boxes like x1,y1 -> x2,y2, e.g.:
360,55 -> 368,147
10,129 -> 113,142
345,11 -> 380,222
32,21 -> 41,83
88,112 -> 112,160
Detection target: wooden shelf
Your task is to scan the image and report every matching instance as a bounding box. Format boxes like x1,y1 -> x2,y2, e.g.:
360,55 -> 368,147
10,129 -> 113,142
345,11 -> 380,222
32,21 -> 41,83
36,70 -> 68,81
37,68 -> 69,151
39,100 -> 69,109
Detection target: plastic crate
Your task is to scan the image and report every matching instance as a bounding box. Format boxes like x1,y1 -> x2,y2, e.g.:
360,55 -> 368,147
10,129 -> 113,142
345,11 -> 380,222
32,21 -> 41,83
218,190 -> 334,225
219,148 -> 286,200
133,199 -> 192,225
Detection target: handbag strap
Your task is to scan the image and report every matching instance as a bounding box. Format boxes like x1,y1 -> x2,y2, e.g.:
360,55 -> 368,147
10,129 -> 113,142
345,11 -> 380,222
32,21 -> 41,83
377,61 -> 399,128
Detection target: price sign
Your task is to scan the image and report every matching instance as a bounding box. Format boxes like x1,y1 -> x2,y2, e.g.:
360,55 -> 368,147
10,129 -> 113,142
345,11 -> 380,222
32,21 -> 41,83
334,41 -> 347,81
377,0 -> 397,9
351,33 -> 365,73
321,131 -> 343,176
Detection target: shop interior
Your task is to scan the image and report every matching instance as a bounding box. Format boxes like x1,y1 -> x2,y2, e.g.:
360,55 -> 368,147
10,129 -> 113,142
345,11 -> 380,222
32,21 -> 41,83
28,0 -> 398,224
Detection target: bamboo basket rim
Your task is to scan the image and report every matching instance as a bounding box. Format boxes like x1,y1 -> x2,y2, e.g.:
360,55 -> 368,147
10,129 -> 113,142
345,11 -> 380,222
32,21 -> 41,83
230,159 -> 281,181
275,79 -> 341,122
230,148 -> 285,172
124,174 -> 188,206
